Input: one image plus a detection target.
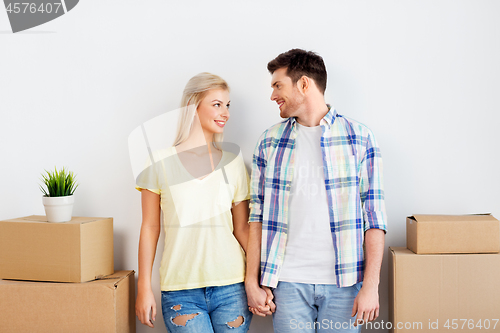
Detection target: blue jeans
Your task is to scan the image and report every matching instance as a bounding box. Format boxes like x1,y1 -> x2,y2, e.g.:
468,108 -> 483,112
161,282 -> 252,333
272,281 -> 363,333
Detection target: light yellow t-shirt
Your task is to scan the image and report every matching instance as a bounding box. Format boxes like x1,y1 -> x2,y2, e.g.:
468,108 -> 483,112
136,147 -> 250,291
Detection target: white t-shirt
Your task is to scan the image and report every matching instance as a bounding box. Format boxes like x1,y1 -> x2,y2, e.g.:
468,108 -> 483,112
279,122 -> 337,285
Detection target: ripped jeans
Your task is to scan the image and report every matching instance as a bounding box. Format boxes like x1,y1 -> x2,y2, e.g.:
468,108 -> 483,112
161,282 -> 252,332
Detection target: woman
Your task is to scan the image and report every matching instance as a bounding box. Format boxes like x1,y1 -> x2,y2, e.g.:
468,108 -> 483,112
135,73 -> 252,332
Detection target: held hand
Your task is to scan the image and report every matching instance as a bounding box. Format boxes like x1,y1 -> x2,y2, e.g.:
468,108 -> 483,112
262,286 -> 276,313
245,283 -> 273,317
136,288 -> 157,328
351,283 -> 379,326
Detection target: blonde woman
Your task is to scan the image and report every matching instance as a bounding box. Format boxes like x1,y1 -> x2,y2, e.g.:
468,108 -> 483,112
135,73 -> 252,332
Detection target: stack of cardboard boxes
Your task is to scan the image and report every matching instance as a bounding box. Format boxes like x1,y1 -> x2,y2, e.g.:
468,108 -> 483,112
0,215 -> 136,333
389,214 -> 500,332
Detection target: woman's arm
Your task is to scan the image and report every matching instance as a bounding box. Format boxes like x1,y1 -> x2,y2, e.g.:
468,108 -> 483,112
231,200 -> 250,253
136,189 -> 161,328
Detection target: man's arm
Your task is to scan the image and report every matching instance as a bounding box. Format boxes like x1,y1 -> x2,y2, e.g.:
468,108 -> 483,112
352,128 -> 387,325
245,222 -> 275,317
351,228 -> 385,325
245,136 -> 275,316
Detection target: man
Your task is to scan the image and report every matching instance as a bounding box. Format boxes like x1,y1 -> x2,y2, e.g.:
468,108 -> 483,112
245,49 -> 387,332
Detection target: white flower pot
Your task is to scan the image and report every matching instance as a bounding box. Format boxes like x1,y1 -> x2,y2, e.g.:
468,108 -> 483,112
42,195 -> 75,223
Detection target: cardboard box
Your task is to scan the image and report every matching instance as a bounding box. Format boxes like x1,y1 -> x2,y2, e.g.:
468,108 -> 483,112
388,247 -> 500,332
0,270 -> 136,333
0,215 -> 114,282
406,213 -> 500,254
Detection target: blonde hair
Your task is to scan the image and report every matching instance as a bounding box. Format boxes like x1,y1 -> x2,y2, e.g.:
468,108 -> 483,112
173,72 -> 230,148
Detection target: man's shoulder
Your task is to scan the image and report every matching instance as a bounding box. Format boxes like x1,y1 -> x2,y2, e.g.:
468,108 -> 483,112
257,118 -> 291,143
335,114 -> 374,137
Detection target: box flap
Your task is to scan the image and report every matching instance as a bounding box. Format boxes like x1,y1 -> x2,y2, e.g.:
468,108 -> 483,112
94,271 -> 135,288
0,270 -> 134,287
1,215 -> 113,225
411,213 -> 496,223
389,247 -> 414,255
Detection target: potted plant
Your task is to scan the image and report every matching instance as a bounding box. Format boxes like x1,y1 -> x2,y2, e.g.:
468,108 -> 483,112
40,167 -> 78,222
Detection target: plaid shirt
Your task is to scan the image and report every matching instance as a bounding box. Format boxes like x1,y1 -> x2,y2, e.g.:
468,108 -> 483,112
249,107 -> 387,288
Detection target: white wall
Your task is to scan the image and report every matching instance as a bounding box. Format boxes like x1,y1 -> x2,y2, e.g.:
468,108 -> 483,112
1,1 -> 499,332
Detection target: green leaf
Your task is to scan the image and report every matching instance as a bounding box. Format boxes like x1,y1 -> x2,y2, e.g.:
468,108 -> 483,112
39,166 -> 78,197
39,185 -> 48,197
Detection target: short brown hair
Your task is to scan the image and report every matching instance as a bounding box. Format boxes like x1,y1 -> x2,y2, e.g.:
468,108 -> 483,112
267,49 -> 327,94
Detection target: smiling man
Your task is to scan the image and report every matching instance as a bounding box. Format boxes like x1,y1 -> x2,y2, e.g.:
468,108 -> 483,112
245,49 -> 387,332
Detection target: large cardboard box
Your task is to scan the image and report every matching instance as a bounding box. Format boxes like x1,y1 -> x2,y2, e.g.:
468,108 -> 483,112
0,270 -> 136,333
0,215 -> 114,282
406,213 -> 500,254
389,247 -> 500,332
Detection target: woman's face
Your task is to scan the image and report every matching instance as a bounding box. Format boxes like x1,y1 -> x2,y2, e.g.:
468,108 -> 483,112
196,89 -> 230,135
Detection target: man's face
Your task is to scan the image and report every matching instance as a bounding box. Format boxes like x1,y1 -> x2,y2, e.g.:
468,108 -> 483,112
270,67 -> 304,118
